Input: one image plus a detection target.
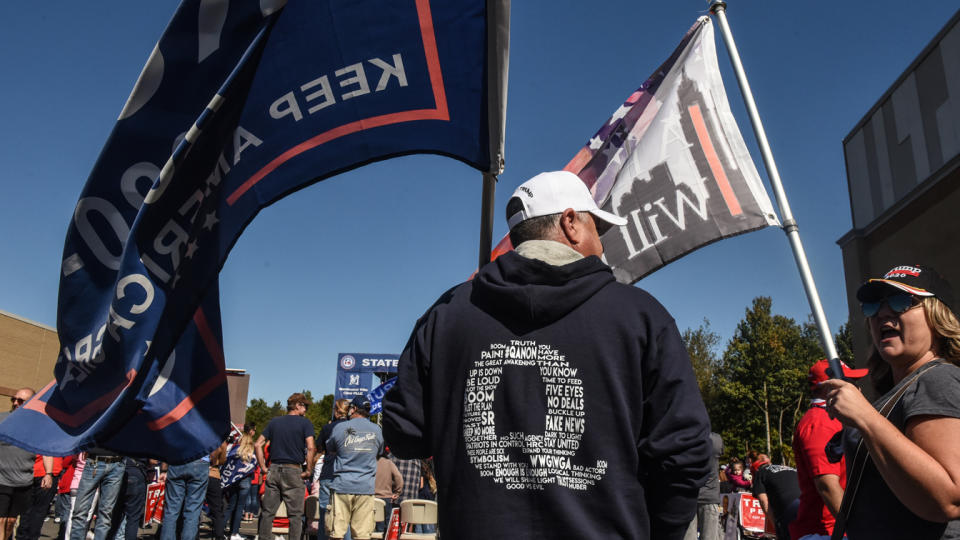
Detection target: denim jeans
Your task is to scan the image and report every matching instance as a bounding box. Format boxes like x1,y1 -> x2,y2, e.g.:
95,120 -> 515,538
55,492 -> 71,524
159,459 -> 208,540
244,482 -> 259,515
225,476 -> 252,536
69,459 -> 125,540
57,491 -> 77,540
106,467 -> 146,540
317,479 -> 332,540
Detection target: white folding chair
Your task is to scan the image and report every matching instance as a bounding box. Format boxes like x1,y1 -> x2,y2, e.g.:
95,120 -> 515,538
370,498 -> 386,540
397,499 -> 438,540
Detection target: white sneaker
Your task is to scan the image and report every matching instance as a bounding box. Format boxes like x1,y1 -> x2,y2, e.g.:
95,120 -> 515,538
230,535 -> 244,540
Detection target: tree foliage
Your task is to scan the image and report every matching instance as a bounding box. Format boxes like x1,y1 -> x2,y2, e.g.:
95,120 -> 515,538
244,398 -> 283,436
244,391 -> 335,437
704,297 -> 822,464
302,390 -> 334,435
835,321 -> 855,366
682,319 -> 722,414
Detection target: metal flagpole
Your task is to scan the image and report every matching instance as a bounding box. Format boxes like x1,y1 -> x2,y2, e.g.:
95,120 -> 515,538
478,172 -> 497,267
709,1 -> 844,377
479,0 -> 510,268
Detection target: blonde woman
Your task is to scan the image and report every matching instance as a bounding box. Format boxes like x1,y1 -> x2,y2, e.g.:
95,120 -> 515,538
821,265 -> 960,539
223,428 -> 258,540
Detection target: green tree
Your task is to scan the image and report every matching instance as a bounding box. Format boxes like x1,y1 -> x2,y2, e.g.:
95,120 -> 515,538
244,398 -> 283,436
682,318 -> 722,413
301,390 -> 335,435
835,321 -> 855,366
713,297 -> 819,463
244,392 -> 335,438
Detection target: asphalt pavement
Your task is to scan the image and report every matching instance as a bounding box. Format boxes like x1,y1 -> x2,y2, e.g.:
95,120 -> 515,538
35,513 -> 264,539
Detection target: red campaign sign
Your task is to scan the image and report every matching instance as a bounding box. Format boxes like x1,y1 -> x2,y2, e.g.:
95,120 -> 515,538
143,482 -> 165,526
385,507 -> 402,540
737,493 -> 766,533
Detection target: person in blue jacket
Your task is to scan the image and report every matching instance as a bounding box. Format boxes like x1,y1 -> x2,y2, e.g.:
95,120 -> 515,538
325,396 -> 383,540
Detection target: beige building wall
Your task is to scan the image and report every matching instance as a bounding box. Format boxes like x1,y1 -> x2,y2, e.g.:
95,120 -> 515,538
0,311 -> 251,429
0,311 -> 59,398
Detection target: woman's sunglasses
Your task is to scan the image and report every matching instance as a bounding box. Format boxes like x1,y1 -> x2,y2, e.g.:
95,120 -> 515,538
860,293 -> 921,318
9,397 -> 24,405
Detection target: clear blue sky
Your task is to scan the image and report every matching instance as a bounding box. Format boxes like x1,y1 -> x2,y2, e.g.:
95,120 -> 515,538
1,1 -> 956,404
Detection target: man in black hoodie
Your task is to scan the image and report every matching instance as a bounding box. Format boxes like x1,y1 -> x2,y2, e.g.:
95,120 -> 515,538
383,170 -> 712,539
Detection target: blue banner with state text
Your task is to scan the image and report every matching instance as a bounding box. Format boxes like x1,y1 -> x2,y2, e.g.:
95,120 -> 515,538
335,352 -> 399,403
337,353 -> 400,374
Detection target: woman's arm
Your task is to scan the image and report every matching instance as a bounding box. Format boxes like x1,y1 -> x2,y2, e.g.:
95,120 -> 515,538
821,379 -> 960,522
813,474 -> 844,518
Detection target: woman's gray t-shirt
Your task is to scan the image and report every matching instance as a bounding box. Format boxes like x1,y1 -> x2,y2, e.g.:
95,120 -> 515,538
845,362 -> 960,540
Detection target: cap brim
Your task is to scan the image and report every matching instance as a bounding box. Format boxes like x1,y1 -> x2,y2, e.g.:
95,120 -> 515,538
857,279 -> 935,302
841,366 -> 869,379
589,208 -> 627,228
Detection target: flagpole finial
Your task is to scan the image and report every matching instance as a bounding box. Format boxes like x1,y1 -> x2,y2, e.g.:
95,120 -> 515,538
709,1 -> 727,14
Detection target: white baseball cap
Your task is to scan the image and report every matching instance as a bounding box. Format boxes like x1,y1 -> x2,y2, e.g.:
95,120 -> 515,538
507,171 -> 627,230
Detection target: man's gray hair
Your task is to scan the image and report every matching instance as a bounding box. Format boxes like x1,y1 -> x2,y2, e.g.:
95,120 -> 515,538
508,214 -> 559,247
507,197 -> 595,247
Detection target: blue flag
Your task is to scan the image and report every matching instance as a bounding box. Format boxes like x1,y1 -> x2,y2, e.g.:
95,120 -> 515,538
0,0 -> 508,462
220,444 -> 257,489
367,377 -> 398,415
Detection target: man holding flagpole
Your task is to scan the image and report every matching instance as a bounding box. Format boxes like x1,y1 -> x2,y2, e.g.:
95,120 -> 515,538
384,170 -> 711,539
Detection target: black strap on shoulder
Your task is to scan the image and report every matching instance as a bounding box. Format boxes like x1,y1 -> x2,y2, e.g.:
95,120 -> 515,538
830,360 -> 945,540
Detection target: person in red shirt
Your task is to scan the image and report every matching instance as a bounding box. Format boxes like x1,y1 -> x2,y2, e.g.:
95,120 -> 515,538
790,358 -> 867,540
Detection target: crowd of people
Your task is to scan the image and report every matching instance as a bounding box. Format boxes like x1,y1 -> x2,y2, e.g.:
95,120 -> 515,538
2,171 -> 960,540
687,263 -> 960,540
0,392 -> 435,540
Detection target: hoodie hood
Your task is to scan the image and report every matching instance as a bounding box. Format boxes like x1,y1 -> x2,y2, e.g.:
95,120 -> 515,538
471,250 -> 615,333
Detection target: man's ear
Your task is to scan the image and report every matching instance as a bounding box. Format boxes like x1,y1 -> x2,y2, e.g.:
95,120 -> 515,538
558,208 -> 580,246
